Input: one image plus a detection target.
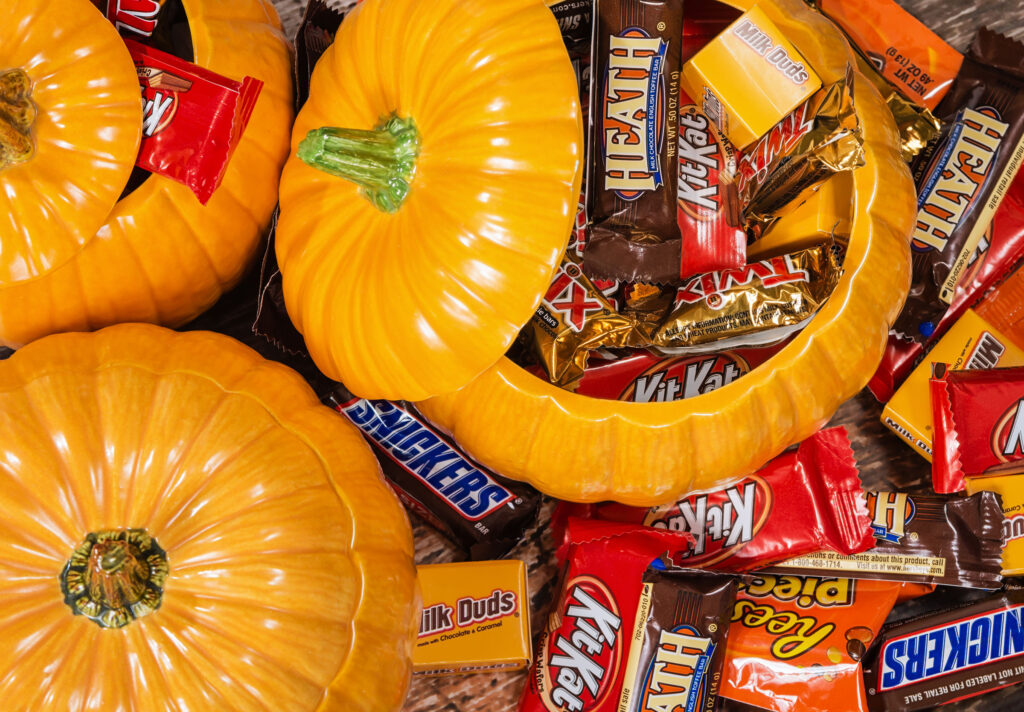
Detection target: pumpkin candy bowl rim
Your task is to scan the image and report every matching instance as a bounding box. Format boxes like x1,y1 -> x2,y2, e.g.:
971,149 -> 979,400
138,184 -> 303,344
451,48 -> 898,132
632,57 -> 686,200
0,0 -> 142,286
0,0 -> 294,350
416,0 -> 916,506
0,322 -> 420,712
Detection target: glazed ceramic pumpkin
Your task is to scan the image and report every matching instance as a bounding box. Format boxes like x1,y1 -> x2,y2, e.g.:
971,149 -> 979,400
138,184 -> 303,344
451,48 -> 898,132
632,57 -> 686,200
0,324 -> 418,711
418,0 -> 917,505
0,0 -> 293,349
276,0 -> 583,401
0,0 -> 141,285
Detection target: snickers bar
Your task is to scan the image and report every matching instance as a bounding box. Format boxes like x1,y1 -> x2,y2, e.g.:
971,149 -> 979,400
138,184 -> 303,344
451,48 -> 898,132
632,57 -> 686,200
328,390 -> 541,559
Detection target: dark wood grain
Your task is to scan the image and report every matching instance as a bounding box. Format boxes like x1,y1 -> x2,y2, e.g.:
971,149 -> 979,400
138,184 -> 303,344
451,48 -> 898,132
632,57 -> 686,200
264,1 -> 1024,710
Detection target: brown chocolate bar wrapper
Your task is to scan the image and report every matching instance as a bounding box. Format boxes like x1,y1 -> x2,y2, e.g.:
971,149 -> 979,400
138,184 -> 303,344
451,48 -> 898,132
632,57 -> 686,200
618,566 -> 737,712
584,0 -> 682,280
862,587 -> 1024,710
740,67 -> 863,240
894,28 -> 1024,344
764,491 -> 1005,589
326,388 -> 542,560
652,242 -> 841,351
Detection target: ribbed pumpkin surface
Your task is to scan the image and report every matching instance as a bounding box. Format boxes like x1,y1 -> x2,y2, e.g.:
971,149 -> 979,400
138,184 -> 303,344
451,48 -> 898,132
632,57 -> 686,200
0,0 -> 141,285
0,325 -> 418,711
277,0 -> 583,401
0,0 -> 293,349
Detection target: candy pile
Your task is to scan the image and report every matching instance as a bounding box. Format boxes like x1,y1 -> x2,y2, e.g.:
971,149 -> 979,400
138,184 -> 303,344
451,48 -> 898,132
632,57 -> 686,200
3,0 -> 1024,711
303,1 -> 1024,710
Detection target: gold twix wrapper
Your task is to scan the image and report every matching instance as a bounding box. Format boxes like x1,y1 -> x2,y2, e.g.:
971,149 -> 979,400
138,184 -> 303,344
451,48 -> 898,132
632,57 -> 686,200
653,243 -> 841,350
740,68 -> 864,239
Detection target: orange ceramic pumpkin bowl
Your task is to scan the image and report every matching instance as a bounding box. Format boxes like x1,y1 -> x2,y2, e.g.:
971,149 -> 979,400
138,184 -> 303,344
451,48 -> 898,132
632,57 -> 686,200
418,0 -> 917,505
0,324 -> 418,711
0,0 -> 293,349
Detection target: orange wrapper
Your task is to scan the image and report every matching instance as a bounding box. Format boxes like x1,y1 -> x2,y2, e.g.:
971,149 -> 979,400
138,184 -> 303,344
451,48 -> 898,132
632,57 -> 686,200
722,575 -> 904,712
816,0 -> 961,110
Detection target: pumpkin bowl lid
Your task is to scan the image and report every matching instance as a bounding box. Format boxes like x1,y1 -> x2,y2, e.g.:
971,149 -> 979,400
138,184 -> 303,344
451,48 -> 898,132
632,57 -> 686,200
0,323 -> 419,711
0,0 -> 142,287
417,0 -> 917,505
276,0 -> 583,402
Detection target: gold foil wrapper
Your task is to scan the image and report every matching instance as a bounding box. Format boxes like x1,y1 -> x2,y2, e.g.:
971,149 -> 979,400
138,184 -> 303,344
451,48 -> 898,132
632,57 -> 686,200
526,253 -> 645,389
739,67 -> 864,237
851,53 -> 941,161
652,243 -> 841,349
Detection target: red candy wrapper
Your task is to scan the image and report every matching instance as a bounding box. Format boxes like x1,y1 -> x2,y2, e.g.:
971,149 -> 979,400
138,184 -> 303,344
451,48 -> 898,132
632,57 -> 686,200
677,90 -> 747,278
869,170 -> 1024,402
562,427 -> 873,571
95,0 -> 167,37
571,343 -> 786,402
519,518 -> 695,712
125,39 -> 262,204
931,364 -> 1024,493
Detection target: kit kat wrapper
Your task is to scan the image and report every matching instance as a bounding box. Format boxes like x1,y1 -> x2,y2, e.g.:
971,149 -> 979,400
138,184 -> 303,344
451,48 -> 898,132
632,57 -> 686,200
519,519 -> 695,712
931,365 -> 1024,493
561,427 -> 873,572
862,588 -> 1024,710
763,491 -> 1005,589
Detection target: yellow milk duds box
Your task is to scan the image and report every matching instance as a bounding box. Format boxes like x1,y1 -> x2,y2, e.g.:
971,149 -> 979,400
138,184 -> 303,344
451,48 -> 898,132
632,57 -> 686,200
414,559 -> 531,676
967,472 -> 1024,576
681,5 -> 821,150
882,309 -> 1024,460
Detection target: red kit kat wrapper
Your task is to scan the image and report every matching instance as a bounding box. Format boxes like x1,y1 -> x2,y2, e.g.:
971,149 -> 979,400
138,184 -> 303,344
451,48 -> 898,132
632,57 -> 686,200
571,342 -> 787,403
932,365 -> 1024,493
519,518 -> 695,712
562,427 -> 873,571
126,39 -> 262,204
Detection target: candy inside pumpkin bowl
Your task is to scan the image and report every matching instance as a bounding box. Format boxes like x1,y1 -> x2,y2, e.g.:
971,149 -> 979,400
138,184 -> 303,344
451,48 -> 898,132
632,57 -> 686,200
416,0 -> 916,505
277,0 -> 915,506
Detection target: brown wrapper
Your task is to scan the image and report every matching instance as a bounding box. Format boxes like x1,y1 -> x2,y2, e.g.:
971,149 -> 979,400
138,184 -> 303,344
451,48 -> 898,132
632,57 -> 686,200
893,28 -> 1024,344
862,588 -> 1024,711
584,0 -> 682,280
618,567 -> 737,712
652,243 -> 841,351
764,491 -> 1005,590
739,67 -> 864,239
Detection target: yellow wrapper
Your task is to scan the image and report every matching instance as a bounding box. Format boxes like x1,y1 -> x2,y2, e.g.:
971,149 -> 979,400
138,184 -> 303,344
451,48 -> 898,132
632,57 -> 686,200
881,309 -> 1024,460
414,560 -> 532,676
966,472 -> 1024,576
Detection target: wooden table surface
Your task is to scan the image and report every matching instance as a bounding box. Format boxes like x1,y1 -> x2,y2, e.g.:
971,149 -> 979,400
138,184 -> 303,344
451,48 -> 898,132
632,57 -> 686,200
262,1 -> 1024,710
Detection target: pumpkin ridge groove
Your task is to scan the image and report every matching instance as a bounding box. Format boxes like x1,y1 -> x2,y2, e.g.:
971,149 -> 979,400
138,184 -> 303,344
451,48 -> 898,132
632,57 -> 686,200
160,601 -> 331,706
160,479 -> 337,553
0,457 -> 82,551
17,382 -> 91,531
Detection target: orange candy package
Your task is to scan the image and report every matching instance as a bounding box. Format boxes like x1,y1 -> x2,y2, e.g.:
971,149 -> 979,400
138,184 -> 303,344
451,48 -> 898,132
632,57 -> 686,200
721,575 -> 909,712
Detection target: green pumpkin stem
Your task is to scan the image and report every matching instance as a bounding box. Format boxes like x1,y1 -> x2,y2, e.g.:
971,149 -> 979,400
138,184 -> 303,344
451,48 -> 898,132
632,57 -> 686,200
298,113 -> 420,214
